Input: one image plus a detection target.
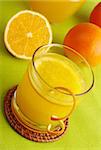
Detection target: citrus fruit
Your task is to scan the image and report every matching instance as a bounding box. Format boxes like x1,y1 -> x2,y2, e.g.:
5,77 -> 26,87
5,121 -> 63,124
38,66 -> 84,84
4,10 -> 52,59
90,2 -> 101,27
29,0 -> 86,23
64,23 -> 101,66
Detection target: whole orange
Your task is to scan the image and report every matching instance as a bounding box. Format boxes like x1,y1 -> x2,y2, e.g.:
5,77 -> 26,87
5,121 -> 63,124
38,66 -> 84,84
64,23 -> 101,66
90,2 -> 101,28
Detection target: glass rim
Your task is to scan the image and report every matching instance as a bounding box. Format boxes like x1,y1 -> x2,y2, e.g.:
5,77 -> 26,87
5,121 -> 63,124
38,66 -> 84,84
32,43 -> 94,97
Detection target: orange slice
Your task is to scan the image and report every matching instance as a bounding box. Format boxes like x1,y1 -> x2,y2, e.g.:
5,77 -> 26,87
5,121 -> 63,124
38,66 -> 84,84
4,10 -> 52,59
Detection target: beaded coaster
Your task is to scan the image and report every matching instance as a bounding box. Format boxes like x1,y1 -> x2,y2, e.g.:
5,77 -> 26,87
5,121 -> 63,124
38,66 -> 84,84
4,86 -> 68,142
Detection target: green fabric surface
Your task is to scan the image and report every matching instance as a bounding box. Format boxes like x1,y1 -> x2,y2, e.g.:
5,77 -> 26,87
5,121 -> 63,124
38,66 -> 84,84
0,0 -> 101,149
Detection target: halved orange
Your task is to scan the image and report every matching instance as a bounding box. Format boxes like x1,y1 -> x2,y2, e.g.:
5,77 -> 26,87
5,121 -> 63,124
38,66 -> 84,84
4,10 -> 52,59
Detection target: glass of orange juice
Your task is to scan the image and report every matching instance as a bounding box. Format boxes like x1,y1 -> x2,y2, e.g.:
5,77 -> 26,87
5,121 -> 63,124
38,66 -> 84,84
29,0 -> 86,23
11,44 -> 94,134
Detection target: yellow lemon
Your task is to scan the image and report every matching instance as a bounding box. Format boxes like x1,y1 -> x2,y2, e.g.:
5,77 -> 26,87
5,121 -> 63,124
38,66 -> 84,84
4,10 -> 52,59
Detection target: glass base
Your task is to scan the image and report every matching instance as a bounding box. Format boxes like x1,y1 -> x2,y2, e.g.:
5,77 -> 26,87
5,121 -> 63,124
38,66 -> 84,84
4,86 -> 68,142
11,91 -> 61,132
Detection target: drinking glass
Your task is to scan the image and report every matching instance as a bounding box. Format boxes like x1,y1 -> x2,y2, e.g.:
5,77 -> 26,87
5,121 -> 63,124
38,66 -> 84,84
11,44 -> 94,134
29,0 -> 86,23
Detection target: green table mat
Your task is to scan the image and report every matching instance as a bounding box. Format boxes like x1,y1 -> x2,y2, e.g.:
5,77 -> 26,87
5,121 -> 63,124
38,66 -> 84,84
0,0 -> 101,149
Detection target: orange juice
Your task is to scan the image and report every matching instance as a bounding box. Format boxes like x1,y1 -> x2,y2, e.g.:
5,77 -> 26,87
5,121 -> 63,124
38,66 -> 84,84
16,52 -> 85,127
29,0 -> 86,23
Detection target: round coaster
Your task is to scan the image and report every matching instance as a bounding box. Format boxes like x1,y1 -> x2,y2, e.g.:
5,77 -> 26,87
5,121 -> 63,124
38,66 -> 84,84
4,86 -> 69,142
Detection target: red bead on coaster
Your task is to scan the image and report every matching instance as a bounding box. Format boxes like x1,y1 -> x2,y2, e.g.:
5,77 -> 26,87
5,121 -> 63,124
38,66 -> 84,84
4,86 -> 69,142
